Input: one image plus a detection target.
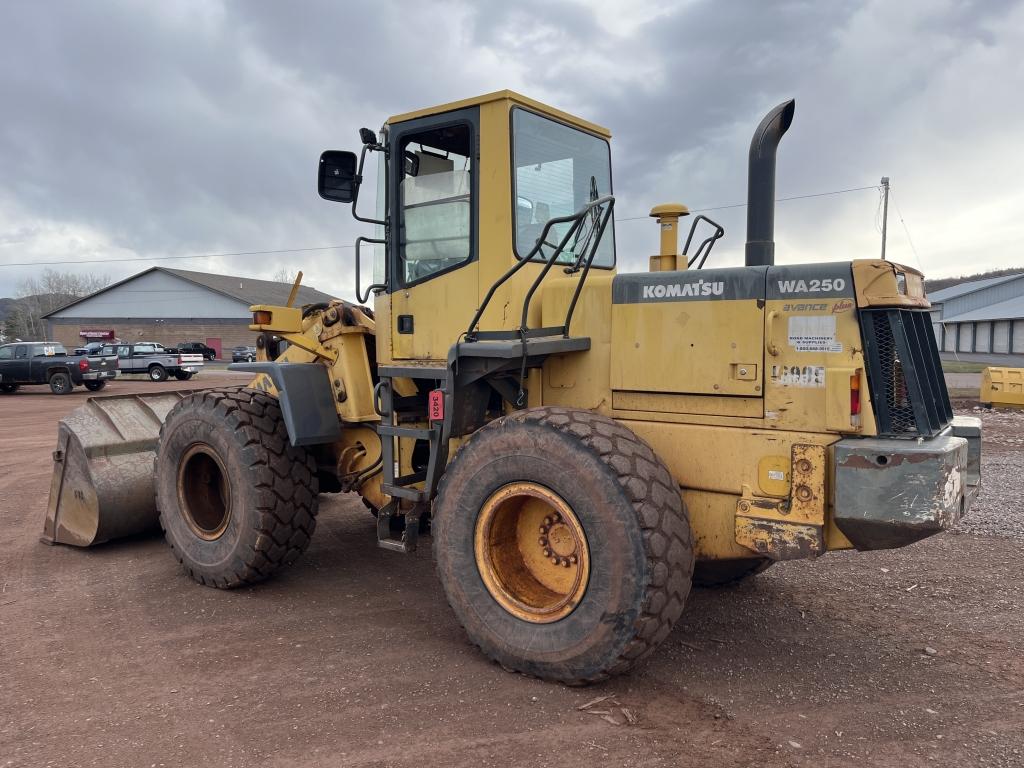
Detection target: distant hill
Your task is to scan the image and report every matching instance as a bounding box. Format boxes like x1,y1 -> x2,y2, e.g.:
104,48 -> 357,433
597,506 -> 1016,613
925,267 -> 1024,294
0,293 -> 77,320
0,297 -> 15,322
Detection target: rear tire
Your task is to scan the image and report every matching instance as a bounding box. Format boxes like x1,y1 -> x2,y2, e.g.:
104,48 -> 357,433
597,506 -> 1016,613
0,384 -> 18,394
692,558 -> 773,588
433,407 -> 693,684
84,380 -> 107,392
173,371 -> 194,381
148,364 -> 168,382
49,371 -> 73,395
155,387 -> 319,588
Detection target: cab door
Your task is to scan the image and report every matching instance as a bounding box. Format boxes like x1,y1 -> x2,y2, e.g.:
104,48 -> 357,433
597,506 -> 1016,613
388,107 -> 480,361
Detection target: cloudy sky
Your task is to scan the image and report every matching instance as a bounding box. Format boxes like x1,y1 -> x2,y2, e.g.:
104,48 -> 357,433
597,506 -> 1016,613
1,0 -> 1022,300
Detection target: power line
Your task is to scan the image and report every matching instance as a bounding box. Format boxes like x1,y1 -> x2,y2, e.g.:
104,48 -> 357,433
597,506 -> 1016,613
0,183 -> 879,269
890,191 -> 924,271
0,244 -> 352,269
614,184 -> 880,222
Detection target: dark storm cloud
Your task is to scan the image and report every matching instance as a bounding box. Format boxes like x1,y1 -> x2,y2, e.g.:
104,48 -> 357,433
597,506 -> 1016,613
1,0 -> 1022,298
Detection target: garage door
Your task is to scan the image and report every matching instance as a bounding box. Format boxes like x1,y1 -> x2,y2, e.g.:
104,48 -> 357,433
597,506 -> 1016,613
1014,321 -> 1024,354
958,323 -> 973,352
993,321 -> 1011,353
932,322 -> 942,347
975,322 -> 991,353
943,324 -> 957,352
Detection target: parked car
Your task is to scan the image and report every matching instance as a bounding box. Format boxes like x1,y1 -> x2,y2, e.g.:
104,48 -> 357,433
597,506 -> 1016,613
0,341 -> 118,394
73,341 -> 108,356
230,345 -> 257,362
177,341 -> 217,360
102,343 -> 204,381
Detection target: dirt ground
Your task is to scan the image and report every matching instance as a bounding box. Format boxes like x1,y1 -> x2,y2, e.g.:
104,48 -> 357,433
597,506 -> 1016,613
1,376 -> 1022,768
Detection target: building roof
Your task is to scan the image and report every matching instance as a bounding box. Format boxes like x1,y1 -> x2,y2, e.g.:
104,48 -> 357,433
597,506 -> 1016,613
941,294 -> 1024,323
43,267 -> 338,319
928,273 -> 1024,304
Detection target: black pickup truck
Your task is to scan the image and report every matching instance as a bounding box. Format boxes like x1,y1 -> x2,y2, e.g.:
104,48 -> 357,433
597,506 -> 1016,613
0,342 -> 118,395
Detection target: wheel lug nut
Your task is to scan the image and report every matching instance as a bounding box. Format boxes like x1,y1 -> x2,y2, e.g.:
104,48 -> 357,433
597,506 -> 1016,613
543,548 -> 552,557
538,537 -> 547,546
543,517 -> 553,525
560,559 -> 570,568
551,557 -> 559,565
538,525 -> 546,533
568,555 -> 577,564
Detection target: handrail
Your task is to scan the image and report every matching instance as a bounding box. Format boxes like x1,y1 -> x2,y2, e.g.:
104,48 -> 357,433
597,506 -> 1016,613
354,235 -> 386,304
465,195 -> 615,340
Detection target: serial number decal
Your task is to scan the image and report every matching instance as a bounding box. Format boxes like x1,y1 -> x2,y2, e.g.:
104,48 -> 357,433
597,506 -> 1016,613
641,280 -> 724,299
777,278 -> 847,293
771,364 -> 826,388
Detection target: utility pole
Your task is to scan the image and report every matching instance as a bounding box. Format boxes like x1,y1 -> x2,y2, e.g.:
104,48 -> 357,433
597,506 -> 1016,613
880,176 -> 890,261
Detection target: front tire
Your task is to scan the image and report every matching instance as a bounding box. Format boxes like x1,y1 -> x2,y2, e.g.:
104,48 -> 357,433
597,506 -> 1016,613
155,387 -> 319,588
148,364 -> 168,382
433,407 -> 693,684
0,384 -> 18,394
84,380 -> 107,392
49,371 -> 73,395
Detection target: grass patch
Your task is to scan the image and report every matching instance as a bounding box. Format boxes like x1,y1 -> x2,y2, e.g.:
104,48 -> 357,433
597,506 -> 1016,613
941,361 -> 987,373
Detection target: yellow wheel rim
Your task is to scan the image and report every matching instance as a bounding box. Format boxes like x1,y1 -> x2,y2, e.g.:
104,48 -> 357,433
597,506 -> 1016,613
474,482 -> 590,624
177,444 -> 232,541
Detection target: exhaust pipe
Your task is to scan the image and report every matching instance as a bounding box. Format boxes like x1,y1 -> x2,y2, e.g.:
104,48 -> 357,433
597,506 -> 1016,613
745,99 -> 795,267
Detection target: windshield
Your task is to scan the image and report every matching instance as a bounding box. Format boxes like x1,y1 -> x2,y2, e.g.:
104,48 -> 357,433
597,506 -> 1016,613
512,108 -> 614,267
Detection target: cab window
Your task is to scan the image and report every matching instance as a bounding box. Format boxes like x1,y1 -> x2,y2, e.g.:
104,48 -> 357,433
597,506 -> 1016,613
512,108 -> 615,267
398,122 -> 473,285
14,345 -> 27,360
0,346 -> 12,360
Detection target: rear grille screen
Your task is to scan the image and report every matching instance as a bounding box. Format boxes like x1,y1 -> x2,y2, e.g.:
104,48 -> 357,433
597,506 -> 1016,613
861,309 -> 953,437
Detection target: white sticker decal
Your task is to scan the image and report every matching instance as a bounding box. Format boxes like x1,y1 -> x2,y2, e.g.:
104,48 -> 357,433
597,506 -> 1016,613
771,364 -> 826,388
787,316 -> 842,353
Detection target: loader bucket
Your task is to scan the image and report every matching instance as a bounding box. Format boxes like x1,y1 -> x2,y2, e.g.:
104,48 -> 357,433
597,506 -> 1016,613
42,392 -> 186,547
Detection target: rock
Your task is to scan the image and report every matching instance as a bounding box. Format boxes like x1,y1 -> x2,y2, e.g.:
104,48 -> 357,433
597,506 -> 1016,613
924,646 -> 938,656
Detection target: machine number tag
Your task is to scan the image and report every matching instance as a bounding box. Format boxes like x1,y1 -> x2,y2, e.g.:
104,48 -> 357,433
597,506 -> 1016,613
428,389 -> 445,421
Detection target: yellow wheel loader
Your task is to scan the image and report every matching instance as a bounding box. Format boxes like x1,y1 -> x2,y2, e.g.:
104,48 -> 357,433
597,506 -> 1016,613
43,91 -> 982,684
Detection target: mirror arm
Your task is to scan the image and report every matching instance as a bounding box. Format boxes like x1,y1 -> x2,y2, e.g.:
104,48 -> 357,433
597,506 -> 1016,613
351,144 -> 386,227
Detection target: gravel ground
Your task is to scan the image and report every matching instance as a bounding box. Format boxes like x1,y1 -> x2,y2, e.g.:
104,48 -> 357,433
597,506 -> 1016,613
953,406 -> 1024,539
1,382 -> 1022,767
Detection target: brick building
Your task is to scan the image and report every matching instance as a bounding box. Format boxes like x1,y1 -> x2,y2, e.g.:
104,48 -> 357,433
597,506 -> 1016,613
43,267 -> 337,358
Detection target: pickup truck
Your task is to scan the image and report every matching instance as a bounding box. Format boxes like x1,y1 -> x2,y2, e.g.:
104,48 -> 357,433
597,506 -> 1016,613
101,343 -> 204,381
177,341 -> 218,360
0,342 -> 118,395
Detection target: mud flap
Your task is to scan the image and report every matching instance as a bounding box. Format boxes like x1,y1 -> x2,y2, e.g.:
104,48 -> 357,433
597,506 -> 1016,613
43,393 -> 186,547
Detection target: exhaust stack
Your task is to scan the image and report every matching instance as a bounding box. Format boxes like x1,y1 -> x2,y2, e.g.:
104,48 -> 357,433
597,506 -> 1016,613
745,99 -> 795,267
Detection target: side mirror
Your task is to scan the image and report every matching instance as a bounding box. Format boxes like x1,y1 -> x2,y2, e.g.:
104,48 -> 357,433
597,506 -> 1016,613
318,150 -> 359,203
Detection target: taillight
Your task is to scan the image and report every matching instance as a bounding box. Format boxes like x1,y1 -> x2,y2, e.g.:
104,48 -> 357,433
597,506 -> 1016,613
850,370 -> 862,427
78,358 -> 89,372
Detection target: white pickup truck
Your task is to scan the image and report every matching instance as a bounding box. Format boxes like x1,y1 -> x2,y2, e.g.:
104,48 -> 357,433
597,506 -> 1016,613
101,343 -> 204,381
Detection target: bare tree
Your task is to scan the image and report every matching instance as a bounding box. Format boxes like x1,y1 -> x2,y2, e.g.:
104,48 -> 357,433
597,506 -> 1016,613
272,267 -> 299,285
8,269 -> 110,340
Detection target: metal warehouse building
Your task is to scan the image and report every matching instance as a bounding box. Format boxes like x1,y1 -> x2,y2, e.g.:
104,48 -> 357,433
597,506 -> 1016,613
930,272 -> 1024,363
43,267 -> 337,358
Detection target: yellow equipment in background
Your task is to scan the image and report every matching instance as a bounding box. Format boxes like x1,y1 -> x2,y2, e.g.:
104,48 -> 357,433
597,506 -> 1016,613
44,91 -> 982,685
981,366 -> 1024,407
